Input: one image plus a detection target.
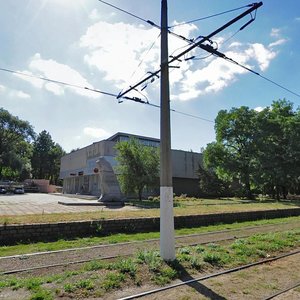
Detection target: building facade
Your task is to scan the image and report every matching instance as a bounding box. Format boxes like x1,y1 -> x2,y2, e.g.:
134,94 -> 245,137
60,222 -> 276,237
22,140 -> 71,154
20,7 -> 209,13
60,132 -> 202,197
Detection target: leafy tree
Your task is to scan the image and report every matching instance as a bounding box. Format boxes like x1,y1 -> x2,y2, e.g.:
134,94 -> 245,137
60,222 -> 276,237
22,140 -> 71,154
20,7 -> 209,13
204,99 -> 300,200
31,130 -> 65,184
115,138 -> 159,200
204,106 -> 258,199
0,108 -> 35,180
198,164 -> 229,198
254,100 -> 300,199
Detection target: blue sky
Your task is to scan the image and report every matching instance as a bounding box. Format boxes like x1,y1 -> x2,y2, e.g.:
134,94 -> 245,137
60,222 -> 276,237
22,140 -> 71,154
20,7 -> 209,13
0,0 -> 299,153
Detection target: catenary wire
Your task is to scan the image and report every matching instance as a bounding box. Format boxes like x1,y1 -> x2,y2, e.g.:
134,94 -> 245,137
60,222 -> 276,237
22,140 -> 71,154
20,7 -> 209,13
109,2 -> 300,103
0,67 -> 118,98
169,4 -> 255,28
116,2 -> 264,98
118,33 -> 161,97
97,0 -> 148,24
0,67 -> 214,123
202,50 -> 300,99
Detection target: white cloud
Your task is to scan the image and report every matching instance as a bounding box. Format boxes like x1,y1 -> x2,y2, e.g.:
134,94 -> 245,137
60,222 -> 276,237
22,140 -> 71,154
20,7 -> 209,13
80,21 -> 197,94
270,28 -> 281,38
83,127 -> 110,139
45,82 -> 64,96
0,84 -> 6,93
254,106 -> 265,112
15,91 -> 31,99
0,84 -> 30,99
17,53 -> 99,99
89,9 -> 101,21
80,22 -> 160,90
80,20 -> 277,102
245,43 -> 276,71
172,42 -> 276,101
269,38 -> 287,48
14,70 -> 44,88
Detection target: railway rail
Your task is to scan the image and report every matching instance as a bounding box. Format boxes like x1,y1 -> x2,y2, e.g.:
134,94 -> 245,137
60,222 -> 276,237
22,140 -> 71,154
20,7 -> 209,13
0,221 -> 298,275
263,282 -> 300,300
119,250 -> 300,300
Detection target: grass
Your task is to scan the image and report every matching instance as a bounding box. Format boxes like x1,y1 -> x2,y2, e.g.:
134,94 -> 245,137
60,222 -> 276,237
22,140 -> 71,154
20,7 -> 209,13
1,197 -> 299,225
1,229 -> 299,299
0,216 -> 299,257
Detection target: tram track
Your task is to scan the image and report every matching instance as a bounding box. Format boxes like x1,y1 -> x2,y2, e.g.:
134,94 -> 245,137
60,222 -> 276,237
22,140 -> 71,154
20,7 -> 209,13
118,250 -> 300,300
0,221 -> 299,275
263,282 -> 300,300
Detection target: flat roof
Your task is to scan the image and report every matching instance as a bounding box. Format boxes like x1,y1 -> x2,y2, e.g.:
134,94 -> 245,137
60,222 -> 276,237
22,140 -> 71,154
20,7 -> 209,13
107,132 -> 160,143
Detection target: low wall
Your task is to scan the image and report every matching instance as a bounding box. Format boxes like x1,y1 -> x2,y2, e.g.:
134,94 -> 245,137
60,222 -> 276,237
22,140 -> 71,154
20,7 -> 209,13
1,208 -> 299,245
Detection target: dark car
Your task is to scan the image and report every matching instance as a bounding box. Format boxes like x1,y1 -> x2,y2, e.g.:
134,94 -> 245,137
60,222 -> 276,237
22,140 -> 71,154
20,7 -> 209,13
0,187 -> 7,194
14,187 -> 25,194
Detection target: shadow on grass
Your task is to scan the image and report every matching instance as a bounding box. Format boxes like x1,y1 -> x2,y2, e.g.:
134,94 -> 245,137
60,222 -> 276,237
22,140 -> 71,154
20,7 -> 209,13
167,260 -> 226,300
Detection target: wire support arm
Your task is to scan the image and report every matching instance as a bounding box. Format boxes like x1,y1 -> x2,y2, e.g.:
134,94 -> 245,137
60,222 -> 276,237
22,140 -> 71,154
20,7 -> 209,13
117,2 -> 263,99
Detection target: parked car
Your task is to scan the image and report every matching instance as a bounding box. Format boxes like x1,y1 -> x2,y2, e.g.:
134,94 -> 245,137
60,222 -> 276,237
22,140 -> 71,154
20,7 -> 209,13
0,187 -> 7,194
14,187 -> 25,194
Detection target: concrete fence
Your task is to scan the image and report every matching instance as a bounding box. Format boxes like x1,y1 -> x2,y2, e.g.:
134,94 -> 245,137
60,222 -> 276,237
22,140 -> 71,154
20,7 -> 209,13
1,208 -> 300,245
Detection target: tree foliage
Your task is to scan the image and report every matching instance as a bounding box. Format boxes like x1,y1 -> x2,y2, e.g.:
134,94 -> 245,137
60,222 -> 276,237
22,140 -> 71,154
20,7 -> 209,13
115,138 -> 159,200
0,108 -> 65,184
204,99 -> 300,199
31,130 -> 65,184
198,164 -> 229,198
0,108 -> 35,180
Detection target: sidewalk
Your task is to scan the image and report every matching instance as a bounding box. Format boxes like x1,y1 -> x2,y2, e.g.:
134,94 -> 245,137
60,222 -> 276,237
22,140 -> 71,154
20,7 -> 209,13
0,193 -> 134,216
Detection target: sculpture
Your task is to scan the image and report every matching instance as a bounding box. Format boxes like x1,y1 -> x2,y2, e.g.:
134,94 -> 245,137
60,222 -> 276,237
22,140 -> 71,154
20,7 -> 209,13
96,157 -> 123,202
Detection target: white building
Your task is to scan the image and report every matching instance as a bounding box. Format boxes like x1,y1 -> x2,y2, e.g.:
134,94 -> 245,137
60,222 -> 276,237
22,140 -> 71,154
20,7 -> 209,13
60,132 -> 202,197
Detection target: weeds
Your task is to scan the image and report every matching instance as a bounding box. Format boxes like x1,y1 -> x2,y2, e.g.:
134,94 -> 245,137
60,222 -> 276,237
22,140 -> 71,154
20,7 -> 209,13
1,229 -> 299,299
109,258 -> 137,278
102,272 -> 126,291
30,288 -> 53,300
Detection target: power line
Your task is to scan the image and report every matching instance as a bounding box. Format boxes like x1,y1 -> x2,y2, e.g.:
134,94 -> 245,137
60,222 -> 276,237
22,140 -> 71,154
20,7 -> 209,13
0,67 -> 118,98
169,4 -> 255,28
0,67 -> 214,123
170,109 -> 214,122
106,0 -> 299,101
97,0 -> 149,24
118,2 -> 263,99
119,33 -> 161,97
192,46 -> 300,99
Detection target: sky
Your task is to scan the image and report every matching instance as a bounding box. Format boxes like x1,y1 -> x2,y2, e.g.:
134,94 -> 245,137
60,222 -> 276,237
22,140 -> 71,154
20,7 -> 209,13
0,0 -> 300,153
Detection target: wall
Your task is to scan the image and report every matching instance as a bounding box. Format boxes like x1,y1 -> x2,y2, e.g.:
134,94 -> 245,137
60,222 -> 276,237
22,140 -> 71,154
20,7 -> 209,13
1,208 -> 299,245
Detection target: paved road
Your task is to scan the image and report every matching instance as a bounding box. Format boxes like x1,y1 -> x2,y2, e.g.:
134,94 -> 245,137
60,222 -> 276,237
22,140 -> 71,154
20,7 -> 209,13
0,193 -> 136,216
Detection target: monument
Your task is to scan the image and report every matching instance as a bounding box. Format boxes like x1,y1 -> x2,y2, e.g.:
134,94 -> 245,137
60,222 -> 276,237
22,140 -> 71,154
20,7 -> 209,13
96,157 -> 123,203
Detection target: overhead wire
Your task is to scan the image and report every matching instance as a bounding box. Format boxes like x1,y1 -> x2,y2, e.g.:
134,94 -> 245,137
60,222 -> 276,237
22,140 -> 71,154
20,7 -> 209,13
0,67 -> 214,123
97,0 -> 148,24
169,4 -> 255,28
115,2 -> 264,99
193,48 -> 300,99
102,1 -> 300,101
118,33 -> 161,97
0,67 -> 118,98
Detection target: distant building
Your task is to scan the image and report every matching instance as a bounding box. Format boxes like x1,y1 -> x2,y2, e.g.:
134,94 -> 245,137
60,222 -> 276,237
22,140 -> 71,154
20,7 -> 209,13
60,132 -> 202,197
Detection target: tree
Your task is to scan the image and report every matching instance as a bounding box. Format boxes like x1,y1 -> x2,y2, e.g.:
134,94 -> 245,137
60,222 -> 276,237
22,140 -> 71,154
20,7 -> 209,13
115,138 -> 159,200
31,130 -> 65,184
254,100 -> 300,199
204,106 -> 258,199
198,164 -> 229,198
0,108 -> 35,180
204,100 -> 300,200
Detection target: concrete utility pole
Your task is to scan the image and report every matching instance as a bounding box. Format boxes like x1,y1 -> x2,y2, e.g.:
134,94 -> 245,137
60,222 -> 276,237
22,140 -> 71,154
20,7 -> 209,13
160,0 -> 175,261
